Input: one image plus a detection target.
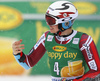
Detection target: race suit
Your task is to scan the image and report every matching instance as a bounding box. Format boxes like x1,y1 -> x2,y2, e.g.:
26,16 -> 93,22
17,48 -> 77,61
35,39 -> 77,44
14,30 -> 100,81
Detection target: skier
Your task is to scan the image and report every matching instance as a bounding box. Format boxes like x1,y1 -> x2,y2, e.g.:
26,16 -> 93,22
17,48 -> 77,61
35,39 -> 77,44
12,1 -> 100,81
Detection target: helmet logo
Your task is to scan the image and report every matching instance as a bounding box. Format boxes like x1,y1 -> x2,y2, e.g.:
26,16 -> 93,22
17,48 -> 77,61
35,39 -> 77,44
55,3 -> 69,10
63,13 -> 67,17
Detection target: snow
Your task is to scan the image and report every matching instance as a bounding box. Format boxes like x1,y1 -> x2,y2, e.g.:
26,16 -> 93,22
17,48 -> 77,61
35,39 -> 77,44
0,75 -> 51,81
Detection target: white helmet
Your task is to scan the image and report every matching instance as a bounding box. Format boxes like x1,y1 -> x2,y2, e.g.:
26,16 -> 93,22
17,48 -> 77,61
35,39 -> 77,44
45,1 -> 78,32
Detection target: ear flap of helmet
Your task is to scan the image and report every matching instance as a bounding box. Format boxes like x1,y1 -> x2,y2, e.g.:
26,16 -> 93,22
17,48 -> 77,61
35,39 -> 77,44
58,20 -> 74,31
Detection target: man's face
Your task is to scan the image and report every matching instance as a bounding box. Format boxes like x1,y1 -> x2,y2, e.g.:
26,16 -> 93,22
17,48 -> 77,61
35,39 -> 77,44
49,25 -> 59,33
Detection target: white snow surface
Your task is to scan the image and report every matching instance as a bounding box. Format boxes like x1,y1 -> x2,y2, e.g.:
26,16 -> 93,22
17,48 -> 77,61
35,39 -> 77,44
0,75 -> 51,81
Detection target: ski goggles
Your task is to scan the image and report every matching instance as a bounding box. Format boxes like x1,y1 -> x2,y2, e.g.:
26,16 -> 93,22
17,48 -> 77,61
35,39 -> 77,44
45,14 -> 59,26
45,14 -> 71,26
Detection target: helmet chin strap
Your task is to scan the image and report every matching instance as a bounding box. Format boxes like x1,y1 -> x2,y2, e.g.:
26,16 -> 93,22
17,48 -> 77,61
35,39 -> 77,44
54,31 -> 62,36
54,20 -> 73,36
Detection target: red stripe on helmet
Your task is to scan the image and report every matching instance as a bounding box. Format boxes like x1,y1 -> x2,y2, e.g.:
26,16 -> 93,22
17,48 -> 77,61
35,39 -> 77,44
58,12 -> 75,18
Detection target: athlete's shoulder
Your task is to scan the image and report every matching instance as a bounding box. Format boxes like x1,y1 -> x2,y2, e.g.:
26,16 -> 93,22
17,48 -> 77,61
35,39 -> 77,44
44,31 -> 54,37
44,31 -> 50,37
39,31 -> 50,41
79,33 -> 93,49
76,30 -> 89,39
81,33 -> 90,42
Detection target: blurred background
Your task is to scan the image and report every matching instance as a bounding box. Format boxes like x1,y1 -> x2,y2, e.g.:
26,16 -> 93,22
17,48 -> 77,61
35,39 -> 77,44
0,0 -> 100,81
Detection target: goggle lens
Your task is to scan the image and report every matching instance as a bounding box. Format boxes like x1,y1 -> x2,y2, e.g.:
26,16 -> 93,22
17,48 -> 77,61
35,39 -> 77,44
45,15 -> 56,25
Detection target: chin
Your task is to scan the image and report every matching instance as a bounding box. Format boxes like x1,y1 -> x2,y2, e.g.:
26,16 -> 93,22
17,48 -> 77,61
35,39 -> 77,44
50,31 -> 56,33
